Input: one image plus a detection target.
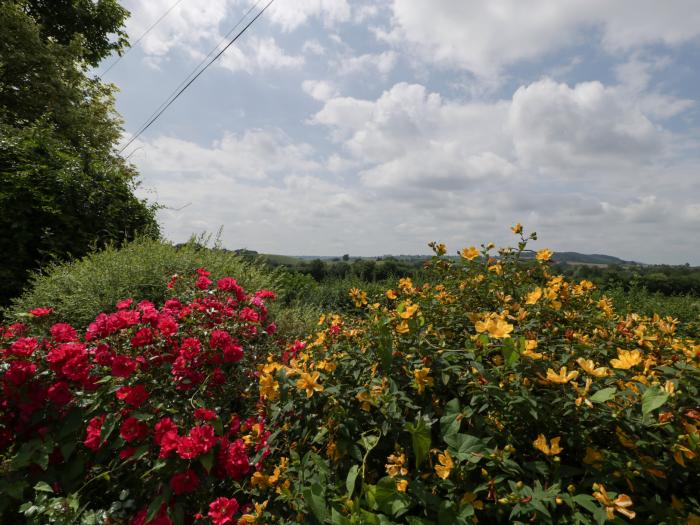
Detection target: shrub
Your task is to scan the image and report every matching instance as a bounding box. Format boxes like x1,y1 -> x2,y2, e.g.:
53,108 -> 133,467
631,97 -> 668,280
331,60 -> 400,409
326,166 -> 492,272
5,237 -> 285,329
0,268 -> 282,523
254,230 -> 700,524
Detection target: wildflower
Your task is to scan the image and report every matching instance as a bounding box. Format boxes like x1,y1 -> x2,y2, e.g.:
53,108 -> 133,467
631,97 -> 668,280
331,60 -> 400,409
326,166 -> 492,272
119,417 -> 148,442
511,223 -> 523,234
386,289 -> 397,300
532,434 -> 563,456
396,320 -> 410,334
356,391 -> 372,411
208,497 -> 239,525
115,384 -> 149,408
522,339 -> 543,359
399,303 -> 419,319
576,358 -> 609,377
259,372 -> 279,400
396,479 -> 408,492
349,288 -> 368,307
413,367 -> 434,394
29,307 -> 53,317
434,242 -> 447,255
398,277 -> 414,292
435,449 -> 454,479
592,484 -> 636,520
536,249 -> 553,262
583,447 -> 604,466
296,371 -> 324,398
461,246 -> 480,261
610,349 -> 642,369
546,366 -> 578,384
525,288 -> 542,305
385,453 -> 408,477
84,415 -> 105,451
461,492 -> 484,510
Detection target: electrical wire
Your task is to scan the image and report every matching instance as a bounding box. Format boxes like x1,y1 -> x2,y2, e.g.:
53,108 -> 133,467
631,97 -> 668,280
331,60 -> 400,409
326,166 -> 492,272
119,0 -> 272,155
99,0 -> 188,79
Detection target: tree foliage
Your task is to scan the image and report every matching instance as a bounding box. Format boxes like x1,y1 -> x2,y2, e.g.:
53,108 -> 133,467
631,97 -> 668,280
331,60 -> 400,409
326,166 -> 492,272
0,0 -> 158,305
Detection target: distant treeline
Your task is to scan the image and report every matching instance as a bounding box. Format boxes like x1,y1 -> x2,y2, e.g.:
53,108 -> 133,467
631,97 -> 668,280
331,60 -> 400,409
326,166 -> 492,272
556,263 -> 700,296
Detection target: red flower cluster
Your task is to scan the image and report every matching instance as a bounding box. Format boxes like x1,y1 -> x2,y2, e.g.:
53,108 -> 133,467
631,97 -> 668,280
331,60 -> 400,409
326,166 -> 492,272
0,269 -> 278,524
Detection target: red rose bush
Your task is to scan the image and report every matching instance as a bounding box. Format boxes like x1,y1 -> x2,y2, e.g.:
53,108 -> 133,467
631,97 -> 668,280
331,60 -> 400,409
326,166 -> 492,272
0,269 -> 280,524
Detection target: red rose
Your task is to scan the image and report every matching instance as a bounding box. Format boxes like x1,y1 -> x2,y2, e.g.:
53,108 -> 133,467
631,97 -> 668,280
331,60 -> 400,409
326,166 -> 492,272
196,276 -> 212,290
29,307 -> 53,317
116,298 -> 133,310
222,439 -> 249,480
194,408 -> 217,421
50,323 -> 78,342
9,337 -> 37,357
170,469 -> 200,495
130,327 -> 154,348
111,355 -> 138,378
119,417 -> 148,442
208,497 -> 239,525
222,343 -> 243,363
84,415 -> 105,451
115,384 -> 149,408
47,381 -> 72,405
209,330 -> 231,350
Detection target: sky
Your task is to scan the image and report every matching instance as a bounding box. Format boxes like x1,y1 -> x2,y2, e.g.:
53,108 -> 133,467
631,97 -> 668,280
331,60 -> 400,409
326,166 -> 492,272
106,0 -> 700,264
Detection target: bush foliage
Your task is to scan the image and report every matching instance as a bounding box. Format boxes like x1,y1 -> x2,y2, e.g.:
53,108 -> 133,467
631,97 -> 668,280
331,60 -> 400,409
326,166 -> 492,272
1,228 -> 698,524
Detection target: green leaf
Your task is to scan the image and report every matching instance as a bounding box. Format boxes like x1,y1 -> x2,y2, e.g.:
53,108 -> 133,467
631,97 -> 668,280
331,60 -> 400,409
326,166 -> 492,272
590,387 -> 616,403
331,508 -> 352,525
302,483 -> 327,523
146,488 -> 170,523
199,451 -> 214,473
502,338 -> 520,366
34,481 -> 53,493
373,477 -> 411,518
405,417 -> 431,469
346,464 -> 360,496
642,386 -> 669,416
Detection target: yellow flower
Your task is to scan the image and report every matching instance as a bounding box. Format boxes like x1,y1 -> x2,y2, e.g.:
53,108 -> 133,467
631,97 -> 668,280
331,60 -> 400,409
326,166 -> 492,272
434,243 -> 447,256
511,223 -> 523,234
576,358 -> 609,378
396,479 -> 408,492
610,348 -> 642,369
413,367 -> 434,394
435,449 -> 454,479
349,288 -> 368,307
583,447 -> 604,466
250,471 -> 271,489
525,288 -> 542,305
356,391 -> 372,411
296,371 -> 323,398
259,372 -> 279,400
385,453 -> 408,477
536,248 -> 553,262
546,366 -> 579,384
489,318 -> 514,338
522,340 -> 544,360
533,434 -> 563,455
461,491 -> 484,510
396,320 -> 410,334
398,277 -> 414,292
239,500 -> 268,524
386,289 -> 397,300
460,246 -> 480,261
593,484 -> 636,520
399,303 -> 420,319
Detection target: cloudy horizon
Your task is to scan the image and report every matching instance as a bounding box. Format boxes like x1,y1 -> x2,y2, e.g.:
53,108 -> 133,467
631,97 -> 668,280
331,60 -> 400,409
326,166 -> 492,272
108,1 -> 700,264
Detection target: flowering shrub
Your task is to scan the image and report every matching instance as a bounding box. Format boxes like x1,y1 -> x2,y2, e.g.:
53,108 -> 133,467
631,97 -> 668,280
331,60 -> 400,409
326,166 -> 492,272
252,228 -> 699,524
0,269 -> 280,524
2,228 -> 699,524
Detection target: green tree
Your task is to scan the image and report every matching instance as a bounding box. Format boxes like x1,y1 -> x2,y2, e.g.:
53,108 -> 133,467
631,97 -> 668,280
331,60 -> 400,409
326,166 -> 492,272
0,0 -> 159,305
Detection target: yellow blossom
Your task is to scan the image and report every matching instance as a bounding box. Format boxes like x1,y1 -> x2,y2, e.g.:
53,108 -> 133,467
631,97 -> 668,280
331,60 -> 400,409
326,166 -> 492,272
356,391 -> 372,411
349,288 -> 368,307
396,479 -> 408,492
511,223 -> 523,234
583,447 -> 604,466
398,277 -> 414,292
413,367 -> 434,394
546,366 -> 579,384
396,320 -> 410,334
536,248 -> 553,262
399,303 -> 420,319
461,491 -> 484,510
259,372 -> 279,400
593,484 -> 636,520
525,288 -> 542,305
576,358 -> 609,378
435,449 -> 454,479
296,371 -> 323,398
386,289 -> 397,300
385,453 -> 408,477
610,348 -> 642,369
460,246 -> 480,261
434,243 -> 447,256
533,434 -> 563,455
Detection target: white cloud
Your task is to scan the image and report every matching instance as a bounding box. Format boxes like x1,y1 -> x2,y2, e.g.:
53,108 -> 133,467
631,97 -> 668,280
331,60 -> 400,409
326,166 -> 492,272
129,129 -> 319,181
218,36 -> 304,73
509,78 -> 666,171
336,50 -> 398,76
302,79 -> 338,101
383,1 -> 700,78
301,39 -> 326,55
265,0 -> 351,31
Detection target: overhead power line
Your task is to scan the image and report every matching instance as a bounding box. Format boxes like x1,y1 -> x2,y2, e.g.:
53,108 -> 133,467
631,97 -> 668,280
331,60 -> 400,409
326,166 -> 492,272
99,0 -> 188,79
119,0 -> 274,156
